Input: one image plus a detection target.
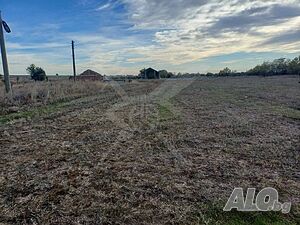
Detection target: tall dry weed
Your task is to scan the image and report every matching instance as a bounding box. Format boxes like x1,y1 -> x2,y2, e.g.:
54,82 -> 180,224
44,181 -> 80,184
0,80 -> 106,113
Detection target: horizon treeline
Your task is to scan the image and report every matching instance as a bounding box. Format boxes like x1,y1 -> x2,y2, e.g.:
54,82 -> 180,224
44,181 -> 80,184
1,56 -> 299,80
161,56 -> 300,78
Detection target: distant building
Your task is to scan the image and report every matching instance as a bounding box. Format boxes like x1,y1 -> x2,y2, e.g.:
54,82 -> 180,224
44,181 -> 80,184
77,69 -> 103,81
141,68 -> 160,79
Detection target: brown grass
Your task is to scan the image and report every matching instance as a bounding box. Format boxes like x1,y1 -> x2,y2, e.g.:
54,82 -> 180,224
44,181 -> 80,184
0,76 -> 299,224
0,80 -> 107,115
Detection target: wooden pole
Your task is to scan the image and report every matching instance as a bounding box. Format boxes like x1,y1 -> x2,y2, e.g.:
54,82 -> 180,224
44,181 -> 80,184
0,11 -> 11,94
72,40 -> 76,81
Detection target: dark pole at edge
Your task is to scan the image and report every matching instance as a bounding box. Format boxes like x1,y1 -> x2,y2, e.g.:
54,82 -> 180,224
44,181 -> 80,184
0,11 -> 11,93
72,40 -> 76,81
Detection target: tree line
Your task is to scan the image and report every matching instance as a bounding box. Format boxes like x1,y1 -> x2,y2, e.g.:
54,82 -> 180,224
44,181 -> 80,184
1,56 -> 299,83
247,57 -> 300,76
159,56 -> 300,78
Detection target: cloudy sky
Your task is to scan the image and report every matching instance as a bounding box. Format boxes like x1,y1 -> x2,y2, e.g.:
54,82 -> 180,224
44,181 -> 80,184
1,0 -> 300,75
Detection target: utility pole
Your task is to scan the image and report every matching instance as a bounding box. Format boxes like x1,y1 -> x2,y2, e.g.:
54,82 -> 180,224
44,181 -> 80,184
0,11 -> 11,94
72,40 -> 76,82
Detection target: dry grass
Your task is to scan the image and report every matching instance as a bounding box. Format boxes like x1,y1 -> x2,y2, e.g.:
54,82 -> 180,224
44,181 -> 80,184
0,80 -> 106,115
0,76 -> 299,224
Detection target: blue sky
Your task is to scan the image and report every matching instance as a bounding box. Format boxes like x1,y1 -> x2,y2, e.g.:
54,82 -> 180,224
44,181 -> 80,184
1,0 -> 300,75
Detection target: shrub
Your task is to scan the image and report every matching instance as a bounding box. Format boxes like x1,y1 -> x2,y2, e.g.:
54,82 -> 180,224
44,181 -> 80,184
26,64 -> 47,81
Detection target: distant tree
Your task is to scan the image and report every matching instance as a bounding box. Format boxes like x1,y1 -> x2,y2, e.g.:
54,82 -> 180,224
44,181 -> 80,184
26,64 -> 47,81
139,69 -> 145,75
26,64 -> 36,77
247,62 -> 272,76
167,72 -> 174,78
288,56 -> 300,75
138,69 -> 145,78
16,76 -> 20,83
206,72 -> 214,76
159,70 -> 168,78
272,58 -> 288,75
158,70 -> 168,78
219,67 -> 232,76
56,73 -> 59,76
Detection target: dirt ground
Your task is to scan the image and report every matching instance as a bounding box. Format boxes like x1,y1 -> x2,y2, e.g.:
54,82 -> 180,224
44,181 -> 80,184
0,76 -> 299,224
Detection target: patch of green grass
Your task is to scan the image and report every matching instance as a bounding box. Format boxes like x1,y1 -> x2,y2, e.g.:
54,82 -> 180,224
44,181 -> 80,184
148,100 -> 181,127
270,105 -> 300,120
0,101 -> 68,125
196,203 -> 298,225
157,99 -> 182,122
158,103 -> 174,122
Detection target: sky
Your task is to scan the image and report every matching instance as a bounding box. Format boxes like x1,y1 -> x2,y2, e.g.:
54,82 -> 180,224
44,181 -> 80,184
0,0 -> 300,75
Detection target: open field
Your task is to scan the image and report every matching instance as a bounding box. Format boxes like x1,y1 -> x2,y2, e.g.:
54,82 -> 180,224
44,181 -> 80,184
0,76 -> 299,224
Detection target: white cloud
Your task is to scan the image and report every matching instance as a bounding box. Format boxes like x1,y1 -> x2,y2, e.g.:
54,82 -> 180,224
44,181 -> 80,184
3,0 -> 300,75
96,3 -> 111,11
5,32 -> 143,75
121,0 -> 300,64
